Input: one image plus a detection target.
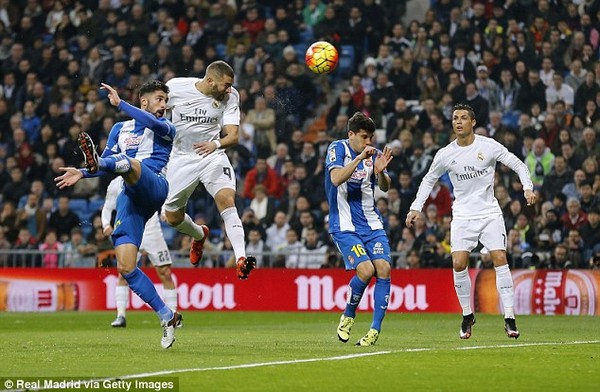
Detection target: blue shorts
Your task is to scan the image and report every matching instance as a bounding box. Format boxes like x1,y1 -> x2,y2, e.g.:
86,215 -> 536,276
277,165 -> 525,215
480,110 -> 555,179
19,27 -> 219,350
112,163 -> 168,248
330,229 -> 391,270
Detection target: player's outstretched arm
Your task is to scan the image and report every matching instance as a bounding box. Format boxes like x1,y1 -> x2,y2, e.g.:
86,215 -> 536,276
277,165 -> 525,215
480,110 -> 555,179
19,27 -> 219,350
55,167 -> 84,188
100,83 -> 173,137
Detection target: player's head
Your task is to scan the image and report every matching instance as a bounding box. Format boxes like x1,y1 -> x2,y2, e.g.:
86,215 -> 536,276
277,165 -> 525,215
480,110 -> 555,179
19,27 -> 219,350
452,103 -> 476,137
347,112 -> 375,153
206,60 -> 234,101
139,80 -> 169,118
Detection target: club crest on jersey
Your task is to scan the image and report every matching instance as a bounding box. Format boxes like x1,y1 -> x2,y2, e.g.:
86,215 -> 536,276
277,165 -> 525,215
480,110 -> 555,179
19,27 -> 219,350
477,152 -> 484,161
348,255 -> 355,265
212,100 -> 220,108
328,148 -> 336,162
364,158 -> 373,167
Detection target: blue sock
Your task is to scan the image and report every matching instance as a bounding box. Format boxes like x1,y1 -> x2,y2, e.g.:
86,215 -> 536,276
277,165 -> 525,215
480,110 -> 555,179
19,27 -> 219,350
122,267 -> 173,322
99,153 -> 131,174
343,275 -> 369,318
371,277 -> 391,332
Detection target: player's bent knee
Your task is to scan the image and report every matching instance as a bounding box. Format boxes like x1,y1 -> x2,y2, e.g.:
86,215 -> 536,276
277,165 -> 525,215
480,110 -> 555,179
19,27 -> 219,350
164,209 -> 184,227
117,263 -> 135,276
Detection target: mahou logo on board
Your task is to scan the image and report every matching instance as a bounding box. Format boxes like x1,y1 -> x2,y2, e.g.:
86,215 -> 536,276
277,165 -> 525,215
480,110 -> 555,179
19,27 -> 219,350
295,275 -> 429,311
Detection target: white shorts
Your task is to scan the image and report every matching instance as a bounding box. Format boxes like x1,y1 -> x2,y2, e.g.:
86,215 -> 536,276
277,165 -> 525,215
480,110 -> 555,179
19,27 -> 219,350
163,151 -> 236,212
140,213 -> 172,267
450,214 -> 507,253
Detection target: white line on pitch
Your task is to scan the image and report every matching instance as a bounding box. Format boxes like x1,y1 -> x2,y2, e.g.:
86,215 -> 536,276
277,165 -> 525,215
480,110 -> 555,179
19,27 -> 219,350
2,340 -> 598,391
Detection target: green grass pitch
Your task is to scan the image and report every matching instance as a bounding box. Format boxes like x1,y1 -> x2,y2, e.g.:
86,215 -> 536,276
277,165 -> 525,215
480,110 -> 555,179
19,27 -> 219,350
1,312 -> 599,391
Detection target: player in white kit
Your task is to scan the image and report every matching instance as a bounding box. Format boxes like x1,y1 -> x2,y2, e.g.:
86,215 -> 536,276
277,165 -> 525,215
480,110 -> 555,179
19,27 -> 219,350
102,177 -> 178,328
163,60 -> 255,279
406,103 -> 537,340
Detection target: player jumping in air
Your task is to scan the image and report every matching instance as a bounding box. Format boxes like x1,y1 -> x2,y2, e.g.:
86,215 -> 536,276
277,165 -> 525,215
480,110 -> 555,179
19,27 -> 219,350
55,81 -> 182,348
163,60 -> 255,279
406,103 -> 537,339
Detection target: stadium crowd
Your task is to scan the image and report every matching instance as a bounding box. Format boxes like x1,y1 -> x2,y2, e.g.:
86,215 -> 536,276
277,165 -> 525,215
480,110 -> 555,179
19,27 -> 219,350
0,0 -> 599,270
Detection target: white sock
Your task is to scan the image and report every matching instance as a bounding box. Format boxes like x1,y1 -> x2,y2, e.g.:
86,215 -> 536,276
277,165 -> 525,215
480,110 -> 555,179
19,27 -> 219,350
115,285 -> 129,318
495,264 -> 515,319
175,213 -> 205,241
221,207 -> 246,260
163,288 -> 178,312
453,268 -> 472,316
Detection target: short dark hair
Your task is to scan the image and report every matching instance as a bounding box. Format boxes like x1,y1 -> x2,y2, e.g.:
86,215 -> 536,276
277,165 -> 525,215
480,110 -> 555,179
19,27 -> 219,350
453,103 -> 475,120
348,112 -> 376,134
207,60 -> 234,79
138,80 -> 169,99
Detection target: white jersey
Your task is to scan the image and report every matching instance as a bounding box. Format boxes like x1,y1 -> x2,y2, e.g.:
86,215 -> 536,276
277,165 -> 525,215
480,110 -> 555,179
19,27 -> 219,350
166,77 -> 240,156
410,135 -> 534,220
102,177 -> 171,266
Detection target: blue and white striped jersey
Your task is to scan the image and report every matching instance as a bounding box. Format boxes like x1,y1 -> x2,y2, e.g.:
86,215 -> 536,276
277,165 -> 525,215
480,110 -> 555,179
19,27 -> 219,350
325,139 -> 384,234
103,101 -> 176,176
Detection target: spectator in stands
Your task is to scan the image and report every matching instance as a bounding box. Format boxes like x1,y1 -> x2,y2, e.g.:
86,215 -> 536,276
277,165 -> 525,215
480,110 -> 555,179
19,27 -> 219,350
574,70 -> 598,116
525,138 -> 555,188
546,73 -> 574,112
538,243 -> 572,269
423,181 -> 453,219
39,229 -> 63,268
560,141 -> 585,173
0,200 -> 19,244
47,196 -> 80,243
265,211 -> 290,251
243,157 -> 282,200
578,181 -> 599,213
2,166 -> 30,205
278,228 -> 301,268
339,6 -> 367,66
296,226 -> 327,269
410,143 -> 433,184
542,156 -> 573,202
246,228 -> 270,268
16,192 -> 46,242
576,128 -> 600,161
564,229 -> 585,269
326,89 -> 358,129
560,197 -> 588,233
579,207 -> 600,261
405,249 -> 422,269
62,227 -> 97,267
248,184 -> 277,226
516,69 -> 547,114
10,227 -> 40,267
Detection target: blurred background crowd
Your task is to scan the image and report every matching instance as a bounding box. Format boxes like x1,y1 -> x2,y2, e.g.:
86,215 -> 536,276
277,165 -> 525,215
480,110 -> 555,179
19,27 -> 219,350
0,0 -> 599,270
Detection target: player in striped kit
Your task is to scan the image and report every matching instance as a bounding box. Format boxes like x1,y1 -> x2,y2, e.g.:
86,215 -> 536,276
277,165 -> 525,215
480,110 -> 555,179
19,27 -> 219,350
163,60 -> 255,279
102,176 -> 177,329
406,103 -> 537,340
325,112 -> 394,346
55,81 -> 182,349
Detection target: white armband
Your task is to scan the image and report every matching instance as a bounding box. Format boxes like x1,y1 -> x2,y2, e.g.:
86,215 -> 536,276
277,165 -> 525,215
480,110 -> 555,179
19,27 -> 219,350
214,140 -> 222,149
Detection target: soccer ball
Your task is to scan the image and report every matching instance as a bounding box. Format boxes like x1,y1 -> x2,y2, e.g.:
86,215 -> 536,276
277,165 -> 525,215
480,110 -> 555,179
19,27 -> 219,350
305,41 -> 339,74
